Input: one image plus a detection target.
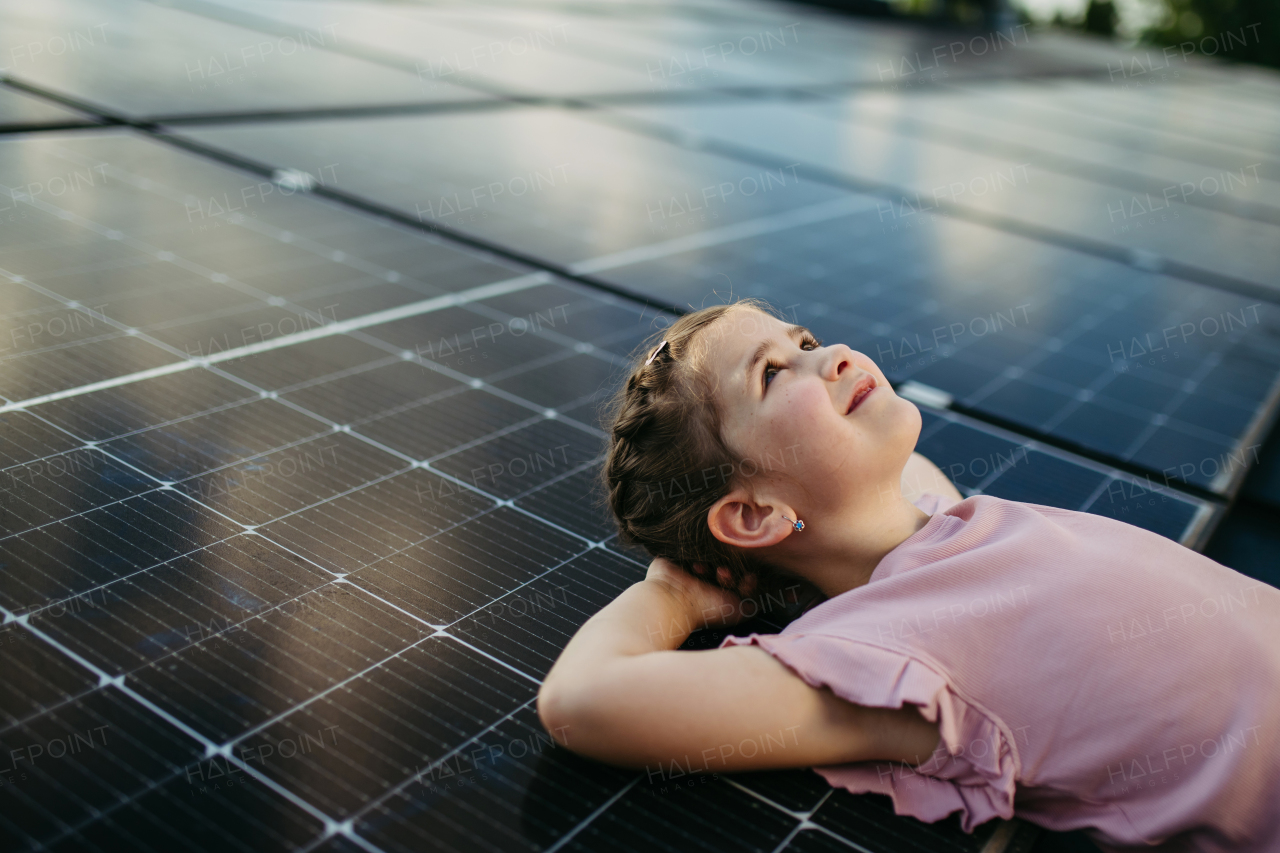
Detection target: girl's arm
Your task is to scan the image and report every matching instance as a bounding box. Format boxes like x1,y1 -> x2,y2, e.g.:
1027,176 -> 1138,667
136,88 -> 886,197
901,452 -> 964,506
537,558 -> 941,774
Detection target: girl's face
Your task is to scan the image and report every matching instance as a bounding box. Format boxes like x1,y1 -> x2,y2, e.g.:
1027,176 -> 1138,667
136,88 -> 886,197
702,308 -> 921,516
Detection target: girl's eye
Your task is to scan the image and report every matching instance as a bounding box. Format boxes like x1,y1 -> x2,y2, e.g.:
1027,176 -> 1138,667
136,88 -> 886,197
764,336 -> 822,392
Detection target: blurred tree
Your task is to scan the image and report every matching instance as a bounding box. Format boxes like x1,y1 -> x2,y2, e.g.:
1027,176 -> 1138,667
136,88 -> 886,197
1141,0 -> 1279,69
1083,0 -> 1118,35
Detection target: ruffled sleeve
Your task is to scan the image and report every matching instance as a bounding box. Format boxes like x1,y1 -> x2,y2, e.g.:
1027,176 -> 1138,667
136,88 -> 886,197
719,631 -> 1019,833
912,491 -> 961,516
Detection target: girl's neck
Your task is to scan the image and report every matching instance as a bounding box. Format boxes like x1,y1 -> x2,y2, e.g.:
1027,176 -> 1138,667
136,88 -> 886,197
773,498 -> 931,599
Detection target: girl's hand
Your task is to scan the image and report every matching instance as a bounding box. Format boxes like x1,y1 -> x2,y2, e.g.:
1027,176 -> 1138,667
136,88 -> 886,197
644,557 -> 749,630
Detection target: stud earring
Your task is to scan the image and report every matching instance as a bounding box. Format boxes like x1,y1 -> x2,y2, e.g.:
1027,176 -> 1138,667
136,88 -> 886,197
781,515 -> 805,532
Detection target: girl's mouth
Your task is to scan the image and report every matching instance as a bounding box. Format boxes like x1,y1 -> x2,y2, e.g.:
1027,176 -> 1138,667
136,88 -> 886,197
846,375 -> 877,415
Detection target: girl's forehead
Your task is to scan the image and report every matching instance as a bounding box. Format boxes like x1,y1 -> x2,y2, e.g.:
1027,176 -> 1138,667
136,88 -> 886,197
701,308 -> 787,381
705,307 -> 783,349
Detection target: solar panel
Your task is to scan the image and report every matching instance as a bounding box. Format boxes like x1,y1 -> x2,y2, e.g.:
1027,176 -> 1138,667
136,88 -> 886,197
611,98 -> 1279,289
0,0 -> 482,121
598,210 -> 1280,494
174,106 -> 1280,494
0,3 -> 1270,851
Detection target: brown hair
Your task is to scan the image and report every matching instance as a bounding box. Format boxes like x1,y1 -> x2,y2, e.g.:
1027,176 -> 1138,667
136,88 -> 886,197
600,299 -> 797,596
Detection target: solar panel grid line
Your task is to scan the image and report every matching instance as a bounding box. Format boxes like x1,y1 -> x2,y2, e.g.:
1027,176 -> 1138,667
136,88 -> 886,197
455,321 -> 624,383
0,687 -> 208,848
1043,82 -> 1280,147
341,329 -> 610,441
150,123 -> 875,319
919,412 -> 1071,486
0,359 -> 196,410
968,358 -> 1246,466
1073,472 -> 1120,514
0,267 -> 554,414
913,403 -> 1213,530
0,503 -> 246,632
125,583 -> 437,738
0,326 -> 125,360
435,630 -> 543,684
567,195 -> 880,276
16,502 -> 480,708
0,163 -> 575,404
343,288 -> 637,380
0,184 -> 301,310
0,651 -> 101,736
333,698 -> 550,845
539,777 -> 644,853
10,743 -> 191,852
3,606 -> 218,753
0,414 -> 616,696
966,341 -> 1201,439
56,147 -> 449,289
342,511 -> 589,621
908,84 -> 1280,189
430,412 -> 551,464
213,541 -> 595,749
1050,111 -> 1277,169
944,82 -> 1280,166
586,107 -> 1280,304
724,776 -> 816,821
132,0 -> 513,106
599,207 -> 1278,492
179,455 -> 416,532
0,407 -> 425,616
505,454 -> 605,506
361,513 -> 594,626
256,472 -> 502,572
258,509 -> 505,627
31,535 -> 329,671
102,404 -> 338,485
768,824 -> 809,853
1,493 -> 241,615
790,97 -> 1280,228
0,424 -> 216,535
230,638 -> 544,817
347,705 -> 642,851
0,441 -> 125,495
898,287 -> 1277,427
446,548 -> 649,683
267,354 -> 409,397
274,423 -> 493,510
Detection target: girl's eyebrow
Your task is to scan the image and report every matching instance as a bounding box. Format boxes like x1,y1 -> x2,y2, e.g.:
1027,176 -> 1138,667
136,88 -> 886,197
744,324 -> 810,393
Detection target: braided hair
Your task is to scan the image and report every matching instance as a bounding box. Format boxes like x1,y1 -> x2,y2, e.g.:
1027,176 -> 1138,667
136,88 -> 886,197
599,299 -> 795,597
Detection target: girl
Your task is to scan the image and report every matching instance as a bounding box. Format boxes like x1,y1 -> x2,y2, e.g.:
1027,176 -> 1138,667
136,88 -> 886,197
538,299 -> 1280,852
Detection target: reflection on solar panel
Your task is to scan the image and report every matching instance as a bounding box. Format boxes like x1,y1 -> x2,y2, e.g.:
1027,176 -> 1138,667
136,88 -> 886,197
1,0 -> 1275,850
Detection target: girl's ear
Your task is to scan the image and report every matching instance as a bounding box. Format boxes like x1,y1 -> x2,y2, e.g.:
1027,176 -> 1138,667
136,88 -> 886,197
707,489 -> 793,551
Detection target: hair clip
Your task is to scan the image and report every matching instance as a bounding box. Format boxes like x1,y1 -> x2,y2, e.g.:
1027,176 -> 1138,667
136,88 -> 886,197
645,340 -> 668,365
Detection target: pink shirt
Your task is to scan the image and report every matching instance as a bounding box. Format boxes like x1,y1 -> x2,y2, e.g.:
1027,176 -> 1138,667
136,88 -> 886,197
721,494 -> 1280,852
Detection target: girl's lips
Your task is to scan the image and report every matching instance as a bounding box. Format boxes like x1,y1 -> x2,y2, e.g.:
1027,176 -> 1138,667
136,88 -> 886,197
846,376 -> 877,414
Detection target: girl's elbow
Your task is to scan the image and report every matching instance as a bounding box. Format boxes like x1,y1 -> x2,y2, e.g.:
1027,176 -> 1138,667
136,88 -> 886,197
536,679 -> 575,746
537,678 -> 636,764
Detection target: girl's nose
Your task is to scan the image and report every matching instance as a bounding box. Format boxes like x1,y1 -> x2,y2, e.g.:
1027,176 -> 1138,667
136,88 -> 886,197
823,344 -> 854,381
